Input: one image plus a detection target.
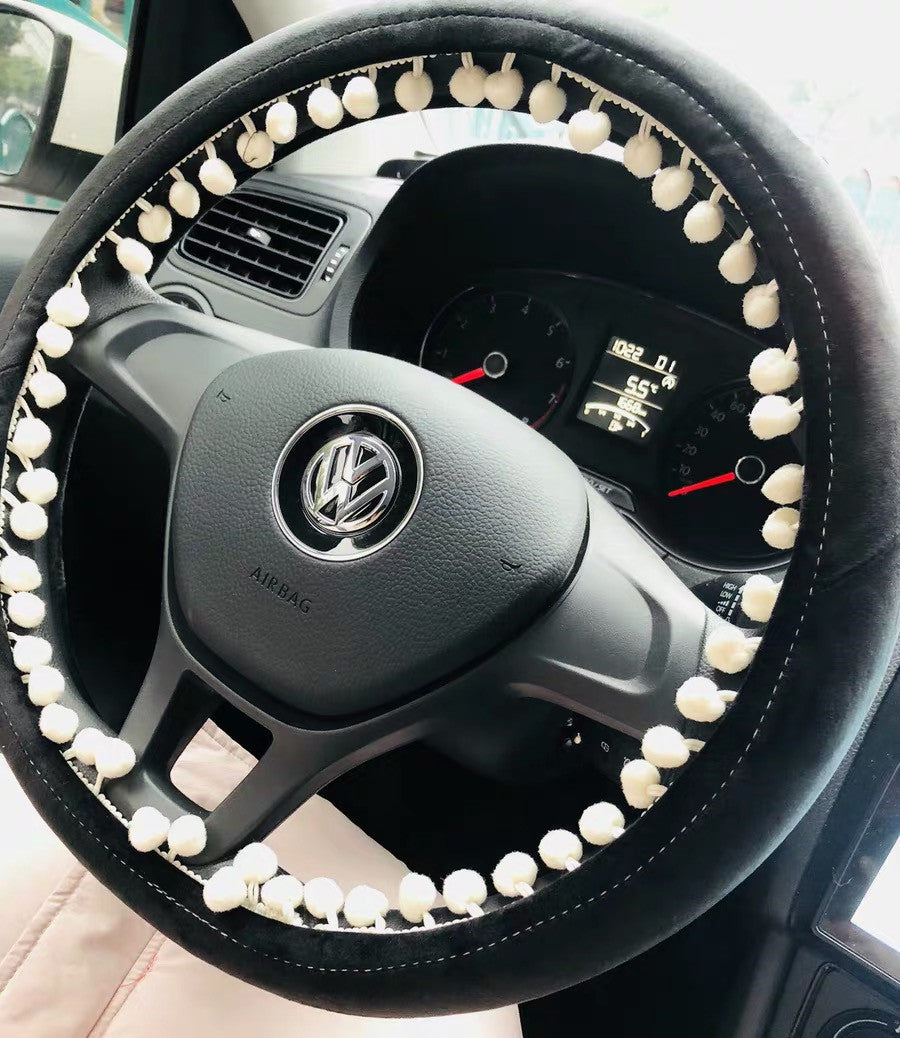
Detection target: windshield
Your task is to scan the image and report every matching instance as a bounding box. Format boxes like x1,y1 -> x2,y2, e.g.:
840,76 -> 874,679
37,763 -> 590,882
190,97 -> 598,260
3,0 -> 899,293
254,0 -> 900,293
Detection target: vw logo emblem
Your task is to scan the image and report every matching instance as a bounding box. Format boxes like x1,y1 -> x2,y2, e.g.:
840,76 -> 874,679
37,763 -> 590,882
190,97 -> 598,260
273,404 -> 422,561
301,431 -> 400,535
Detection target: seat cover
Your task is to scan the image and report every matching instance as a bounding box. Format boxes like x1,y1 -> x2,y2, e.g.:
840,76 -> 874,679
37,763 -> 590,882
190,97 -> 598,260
0,727 -> 522,1037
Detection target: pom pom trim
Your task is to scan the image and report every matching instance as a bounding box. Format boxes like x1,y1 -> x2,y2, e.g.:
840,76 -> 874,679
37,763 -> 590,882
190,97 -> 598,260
0,49 -> 802,936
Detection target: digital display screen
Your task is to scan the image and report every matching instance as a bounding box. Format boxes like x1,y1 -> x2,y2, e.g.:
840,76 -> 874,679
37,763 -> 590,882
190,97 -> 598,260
578,336 -> 681,443
852,835 -> 900,954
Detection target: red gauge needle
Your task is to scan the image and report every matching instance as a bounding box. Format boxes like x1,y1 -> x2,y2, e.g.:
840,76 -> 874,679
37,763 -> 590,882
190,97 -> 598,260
668,471 -> 737,497
451,366 -> 486,385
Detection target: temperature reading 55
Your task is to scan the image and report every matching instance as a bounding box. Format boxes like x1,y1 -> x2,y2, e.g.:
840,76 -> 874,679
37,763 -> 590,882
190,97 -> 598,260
579,335 -> 682,443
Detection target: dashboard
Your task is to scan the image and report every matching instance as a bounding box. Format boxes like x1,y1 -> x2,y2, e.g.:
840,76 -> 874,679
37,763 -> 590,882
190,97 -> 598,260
149,141 -> 807,589
357,268 -> 800,571
335,145 -> 801,575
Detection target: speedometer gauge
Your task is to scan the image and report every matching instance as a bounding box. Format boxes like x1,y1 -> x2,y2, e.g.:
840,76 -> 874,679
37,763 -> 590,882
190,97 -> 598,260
420,289 -> 574,428
661,384 -> 801,565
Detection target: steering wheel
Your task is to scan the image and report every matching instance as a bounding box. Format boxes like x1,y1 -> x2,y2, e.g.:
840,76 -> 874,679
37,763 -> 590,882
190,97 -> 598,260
1,0 -> 898,1018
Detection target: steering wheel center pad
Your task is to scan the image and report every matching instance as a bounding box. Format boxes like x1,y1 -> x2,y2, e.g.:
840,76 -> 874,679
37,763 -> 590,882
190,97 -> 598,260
172,347 -> 586,716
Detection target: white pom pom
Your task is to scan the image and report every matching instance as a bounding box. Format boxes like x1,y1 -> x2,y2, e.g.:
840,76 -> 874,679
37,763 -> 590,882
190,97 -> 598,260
12,635 -> 51,671
93,736 -> 136,781
203,866 -> 247,913
579,802 -> 626,846
168,179 -> 200,219
567,109 -> 611,153
762,506 -> 800,550
762,463 -> 804,505
538,829 -> 583,871
743,283 -> 780,329
394,69 -> 433,112
27,664 -> 64,706
620,758 -> 663,809
484,67 -> 523,110
307,84 -> 344,128
13,417 -> 52,459
528,78 -> 566,123
749,347 -> 799,395
69,726 -> 103,764
8,590 -> 45,628
265,100 -> 297,144
17,468 -> 58,505
684,199 -> 725,243
749,395 -> 801,440
10,501 -> 48,541
128,805 -> 170,852
623,134 -> 662,178
492,851 -> 538,897
198,157 -> 236,196
450,64 -> 487,107
641,725 -> 691,769
343,885 -> 389,927
0,552 -> 40,591
233,842 -> 278,884
29,370 -> 66,409
675,676 -> 732,723
652,165 -> 694,211
236,129 -> 275,169
304,876 -> 344,922
46,286 -> 89,328
261,874 -> 304,920
16,472 -> 54,513
167,814 -> 207,858
342,75 -> 379,120
443,869 -> 487,915
740,573 -> 782,622
36,321 -> 73,359
398,873 -> 437,924
704,626 -> 758,674
137,204 -> 172,244
115,237 -> 153,276
719,239 -> 757,284
39,702 -> 78,744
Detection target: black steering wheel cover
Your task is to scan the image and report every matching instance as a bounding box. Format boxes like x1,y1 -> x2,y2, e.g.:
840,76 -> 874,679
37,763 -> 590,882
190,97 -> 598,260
1,0 -> 899,1016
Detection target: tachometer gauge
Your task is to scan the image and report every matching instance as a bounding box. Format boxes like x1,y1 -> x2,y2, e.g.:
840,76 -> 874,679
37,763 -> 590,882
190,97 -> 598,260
420,289 -> 574,429
661,383 -> 801,566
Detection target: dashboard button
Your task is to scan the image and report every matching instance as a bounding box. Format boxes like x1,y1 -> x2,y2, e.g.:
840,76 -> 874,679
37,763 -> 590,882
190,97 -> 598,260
580,722 -> 640,785
321,244 -> 350,282
580,470 -> 635,513
691,574 -> 775,627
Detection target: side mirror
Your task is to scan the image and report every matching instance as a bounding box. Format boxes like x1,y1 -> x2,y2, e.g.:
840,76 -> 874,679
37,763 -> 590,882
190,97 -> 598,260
0,1 -> 125,201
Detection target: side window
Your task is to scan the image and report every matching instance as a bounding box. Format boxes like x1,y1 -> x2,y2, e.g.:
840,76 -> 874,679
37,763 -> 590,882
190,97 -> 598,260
0,0 -> 129,212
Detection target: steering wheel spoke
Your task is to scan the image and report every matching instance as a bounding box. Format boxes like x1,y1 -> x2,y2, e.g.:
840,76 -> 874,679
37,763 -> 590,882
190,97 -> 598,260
196,696 -> 461,864
67,301 -> 306,457
487,489 -> 711,740
113,610 -> 478,864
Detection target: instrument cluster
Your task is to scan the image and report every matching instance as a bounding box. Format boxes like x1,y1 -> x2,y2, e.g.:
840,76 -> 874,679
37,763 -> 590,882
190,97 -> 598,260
413,270 -> 800,572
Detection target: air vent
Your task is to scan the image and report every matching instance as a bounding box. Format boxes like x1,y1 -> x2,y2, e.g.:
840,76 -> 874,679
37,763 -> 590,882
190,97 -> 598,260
179,191 -> 344,298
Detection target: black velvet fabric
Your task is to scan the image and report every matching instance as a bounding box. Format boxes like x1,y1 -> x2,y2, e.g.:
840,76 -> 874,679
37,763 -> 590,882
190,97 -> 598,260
0,0 -> 899,1017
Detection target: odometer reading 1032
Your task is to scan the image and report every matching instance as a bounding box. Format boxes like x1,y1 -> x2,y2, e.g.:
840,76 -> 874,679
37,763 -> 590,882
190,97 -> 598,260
578,336 -> 681,443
